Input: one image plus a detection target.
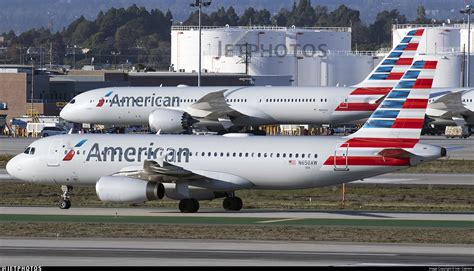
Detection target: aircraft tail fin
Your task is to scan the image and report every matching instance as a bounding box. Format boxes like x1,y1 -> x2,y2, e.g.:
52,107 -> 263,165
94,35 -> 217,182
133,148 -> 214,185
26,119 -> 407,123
354,29 -> 425,89
347,58 -> 438,142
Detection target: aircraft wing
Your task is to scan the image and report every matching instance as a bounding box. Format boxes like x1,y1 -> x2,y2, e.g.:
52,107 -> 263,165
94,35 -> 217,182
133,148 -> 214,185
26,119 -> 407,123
186,88 -> 264,122
112,159 -> 253,190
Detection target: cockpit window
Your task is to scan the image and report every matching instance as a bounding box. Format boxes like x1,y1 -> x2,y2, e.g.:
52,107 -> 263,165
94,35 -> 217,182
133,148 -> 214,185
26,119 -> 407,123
24,147 -> 30,154
30,148 -> 35,155
69,99 -> 76,104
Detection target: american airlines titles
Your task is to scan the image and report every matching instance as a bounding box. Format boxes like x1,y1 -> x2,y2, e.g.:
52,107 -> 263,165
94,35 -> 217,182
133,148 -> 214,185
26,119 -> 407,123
86,142 -> 190,163
109,93 -> 180,107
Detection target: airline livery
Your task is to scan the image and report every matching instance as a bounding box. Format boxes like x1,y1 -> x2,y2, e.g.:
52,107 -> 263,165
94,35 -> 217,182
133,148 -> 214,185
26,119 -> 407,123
7,55 -> 446,213
60,29 -> 428,133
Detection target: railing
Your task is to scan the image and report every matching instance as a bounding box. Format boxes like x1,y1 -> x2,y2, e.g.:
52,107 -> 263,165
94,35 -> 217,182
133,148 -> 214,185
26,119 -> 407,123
393,23 -> 474,29
205,50 -> 380,58
172,25 -> 351,32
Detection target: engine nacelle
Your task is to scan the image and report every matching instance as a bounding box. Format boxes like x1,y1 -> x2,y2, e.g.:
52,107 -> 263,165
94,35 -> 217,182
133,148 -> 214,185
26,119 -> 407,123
163,183 -> 228,200
96,176 -> 164,203
148,108 -> 197,133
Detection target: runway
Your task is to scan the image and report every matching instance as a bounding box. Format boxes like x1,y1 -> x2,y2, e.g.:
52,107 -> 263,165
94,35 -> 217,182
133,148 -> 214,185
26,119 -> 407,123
1,206 -> 473,222
1,238 -> 472,266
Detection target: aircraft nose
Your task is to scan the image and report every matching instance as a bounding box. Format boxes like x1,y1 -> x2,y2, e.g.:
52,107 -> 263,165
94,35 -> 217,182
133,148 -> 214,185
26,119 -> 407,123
59,105 -> 71,120
6,156 -> 21,179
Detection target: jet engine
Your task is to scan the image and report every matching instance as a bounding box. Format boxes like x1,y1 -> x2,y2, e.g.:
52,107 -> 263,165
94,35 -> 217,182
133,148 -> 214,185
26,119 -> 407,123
96,176 -> 165,203
148,108 -> 197,133
163,183 -> 228,200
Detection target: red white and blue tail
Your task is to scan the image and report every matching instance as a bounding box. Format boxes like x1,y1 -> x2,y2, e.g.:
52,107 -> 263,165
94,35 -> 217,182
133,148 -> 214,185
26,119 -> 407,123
334,29 -> 425,114
322,59 -> 438,170
355,28 -> 425,88
348,59 -> 437,141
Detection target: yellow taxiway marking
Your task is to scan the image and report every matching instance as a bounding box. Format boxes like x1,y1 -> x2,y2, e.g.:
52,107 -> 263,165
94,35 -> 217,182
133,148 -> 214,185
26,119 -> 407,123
256,218 -> 304,224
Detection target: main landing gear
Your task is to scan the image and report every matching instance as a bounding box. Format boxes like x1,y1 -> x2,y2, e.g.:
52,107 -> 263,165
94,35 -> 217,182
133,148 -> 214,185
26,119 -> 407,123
59,185 -> 73,209
178,196 -> 244,213
179,198 -> 200,213
223,196 -> 243,211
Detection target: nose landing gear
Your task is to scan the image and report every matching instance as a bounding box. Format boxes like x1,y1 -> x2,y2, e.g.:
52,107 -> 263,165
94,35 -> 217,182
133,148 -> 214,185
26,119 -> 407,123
59,185 -> 73,209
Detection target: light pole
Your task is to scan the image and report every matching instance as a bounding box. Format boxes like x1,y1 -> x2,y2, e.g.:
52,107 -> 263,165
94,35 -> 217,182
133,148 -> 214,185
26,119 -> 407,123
111,50 -> 120,70
461,5 -> 473,87
190,0 -> 211,87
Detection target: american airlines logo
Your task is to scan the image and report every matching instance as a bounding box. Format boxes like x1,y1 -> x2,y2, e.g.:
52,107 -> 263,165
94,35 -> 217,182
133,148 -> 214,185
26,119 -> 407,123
96,91 -> 114,107
85,143 -> 190,163
105,94 -> 180,108
63,139 -> 88,161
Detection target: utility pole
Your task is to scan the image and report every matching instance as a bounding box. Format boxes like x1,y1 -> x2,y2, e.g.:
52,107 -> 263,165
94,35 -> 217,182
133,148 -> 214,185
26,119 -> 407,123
190,0 -> 212,87
461,5 -> 472,87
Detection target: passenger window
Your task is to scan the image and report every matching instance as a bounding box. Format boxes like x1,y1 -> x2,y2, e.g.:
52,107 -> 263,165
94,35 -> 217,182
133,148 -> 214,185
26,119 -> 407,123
208,152 -> 211,156
289,153 -> 293,158
201,152 -> 205,156
264,153 -> 267,158
214,152 -> 218,157
257,153 -> 261,157
295,153 -> 299,158
233,153 -> 236,157
314,154 -> 318,158
283,153 -> 286,158
245,153 -> 249,157
227,152 -> 230,157
220,152 -> 224,157
302,153 -> 305,158
239,153 -> 242,157
276,153 -> 280,158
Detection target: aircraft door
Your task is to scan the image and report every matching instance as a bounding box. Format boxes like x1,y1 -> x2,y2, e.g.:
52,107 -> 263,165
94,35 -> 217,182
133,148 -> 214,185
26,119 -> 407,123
339,96 -> 349,109
47,139 -> 63,167
333,143 -> 349,171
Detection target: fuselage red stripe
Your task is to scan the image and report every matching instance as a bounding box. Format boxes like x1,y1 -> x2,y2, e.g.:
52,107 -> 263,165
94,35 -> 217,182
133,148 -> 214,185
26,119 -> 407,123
323,156 -> 411,166
402,98 -> 428,109
343,138 -> 419,148
424,61 -> 438,69
335,103 -> 379,111
392,118 -> 424,129
350,88 -> 392,95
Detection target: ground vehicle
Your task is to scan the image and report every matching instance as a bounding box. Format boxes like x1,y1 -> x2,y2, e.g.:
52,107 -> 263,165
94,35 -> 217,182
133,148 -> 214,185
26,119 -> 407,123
40,126 -> 67,137
445,126 -> 470,138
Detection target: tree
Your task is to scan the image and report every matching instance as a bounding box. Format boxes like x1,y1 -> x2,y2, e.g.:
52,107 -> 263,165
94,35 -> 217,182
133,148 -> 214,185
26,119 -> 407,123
287,0 -> 316,27
369,9 -> 407,46
413,5 -> 431,24
327,5 -> 361,27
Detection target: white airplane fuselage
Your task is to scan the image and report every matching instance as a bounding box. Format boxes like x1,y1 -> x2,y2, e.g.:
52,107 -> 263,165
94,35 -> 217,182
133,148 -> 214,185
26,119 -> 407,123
60,86 -> 372,127
5,134 -> 444,190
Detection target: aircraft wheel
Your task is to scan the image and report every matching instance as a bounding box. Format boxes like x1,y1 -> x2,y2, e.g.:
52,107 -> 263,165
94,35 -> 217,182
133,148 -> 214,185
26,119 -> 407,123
179,198 -> 200,213
59,199 -> 71,209
223,197 -> 243,211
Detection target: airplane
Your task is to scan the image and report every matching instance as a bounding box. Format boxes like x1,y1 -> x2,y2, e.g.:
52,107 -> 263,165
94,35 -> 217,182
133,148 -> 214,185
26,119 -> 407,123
426,88 -> 474,133
7,57 -> 446,213
60,29 -> 428,134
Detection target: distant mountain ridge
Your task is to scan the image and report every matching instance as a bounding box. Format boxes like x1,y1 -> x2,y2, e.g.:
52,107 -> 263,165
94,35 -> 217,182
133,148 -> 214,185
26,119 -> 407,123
0,0 -> 466,34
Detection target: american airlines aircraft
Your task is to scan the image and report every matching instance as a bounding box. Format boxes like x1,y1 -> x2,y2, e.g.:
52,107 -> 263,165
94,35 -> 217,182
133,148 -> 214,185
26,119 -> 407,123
60,29 -> 428,133
426,88 -> 474,131
7,57 -> 446,213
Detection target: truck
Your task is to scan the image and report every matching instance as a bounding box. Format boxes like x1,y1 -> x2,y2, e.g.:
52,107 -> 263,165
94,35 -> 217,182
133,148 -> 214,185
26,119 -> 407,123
445,126 -> 470,139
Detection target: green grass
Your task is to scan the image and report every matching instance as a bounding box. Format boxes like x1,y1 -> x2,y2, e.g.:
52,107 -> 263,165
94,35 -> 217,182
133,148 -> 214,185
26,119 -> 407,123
0,154 -> 14,168
400,159 -> 474,173
1,182 -> 473,212
1,222 -> 473,244
1,214 -> 472,228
